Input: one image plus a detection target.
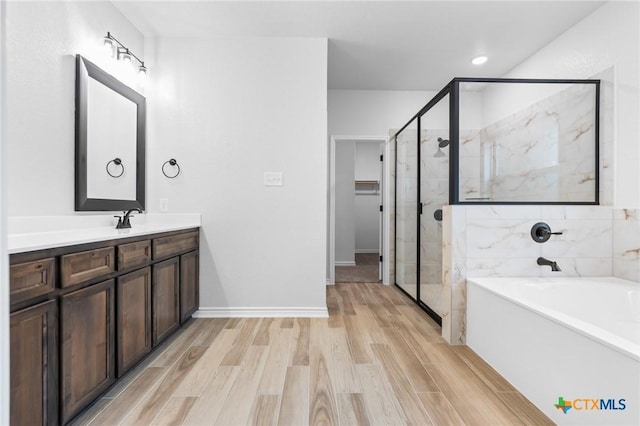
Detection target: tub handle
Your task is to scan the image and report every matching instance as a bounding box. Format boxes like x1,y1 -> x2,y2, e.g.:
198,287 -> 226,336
531,222 -> 563,243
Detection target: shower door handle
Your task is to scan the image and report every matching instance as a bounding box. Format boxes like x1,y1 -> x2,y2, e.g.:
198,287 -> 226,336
433,209 -> 443,221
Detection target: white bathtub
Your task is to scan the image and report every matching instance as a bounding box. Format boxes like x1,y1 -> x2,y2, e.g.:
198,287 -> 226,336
467,277 -> 639,426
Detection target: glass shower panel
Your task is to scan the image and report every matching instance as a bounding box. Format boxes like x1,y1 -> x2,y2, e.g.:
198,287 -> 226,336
458,81 -> 598,202
418,94 -> 449,316
394,119 -> 418,300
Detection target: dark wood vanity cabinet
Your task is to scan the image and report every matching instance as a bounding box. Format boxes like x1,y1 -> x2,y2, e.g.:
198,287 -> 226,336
9,227 -> 199,425
60,280 -> 116,424
180,250 -> 199,323
152,257 -> 181,345
60,247 -> 115,288
10,300 -> 58,426
117,267 -> 152,376
9,258 -> 56,305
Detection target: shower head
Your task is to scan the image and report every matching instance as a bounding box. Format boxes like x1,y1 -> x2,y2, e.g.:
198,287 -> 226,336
437,137 -> 450,148
434,137 -> 449,157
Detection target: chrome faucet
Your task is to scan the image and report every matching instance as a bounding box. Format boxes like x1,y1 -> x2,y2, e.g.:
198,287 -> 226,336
537,257 -> 561,272
115,208 -> 142,229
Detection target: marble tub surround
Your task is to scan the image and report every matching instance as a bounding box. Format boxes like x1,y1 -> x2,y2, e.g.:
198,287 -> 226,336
614,208 -> 640,282
442,205 -> 621,344
8,213 -> 201,253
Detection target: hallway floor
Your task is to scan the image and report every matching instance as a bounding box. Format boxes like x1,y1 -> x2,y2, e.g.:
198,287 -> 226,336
335,253 -> 380,283
72,283 -> 552,426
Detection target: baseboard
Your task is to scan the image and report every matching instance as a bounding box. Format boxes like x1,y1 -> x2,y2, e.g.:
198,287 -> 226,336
193,307 -> 329,318
335,261 -> 356,266
355,249 -> 379,254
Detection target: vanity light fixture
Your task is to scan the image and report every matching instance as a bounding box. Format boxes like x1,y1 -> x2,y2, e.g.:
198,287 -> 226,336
103,32 -> 147,76
472,55 -> 488,65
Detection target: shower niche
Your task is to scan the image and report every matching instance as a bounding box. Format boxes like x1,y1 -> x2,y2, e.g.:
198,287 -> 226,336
394,78 -> 599,323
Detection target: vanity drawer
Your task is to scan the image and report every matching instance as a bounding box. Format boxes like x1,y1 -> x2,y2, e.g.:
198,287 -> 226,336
153,231 -> 198,259
118,240 -> 151,270
61,247 -> 115,288
10,258 -> 56,304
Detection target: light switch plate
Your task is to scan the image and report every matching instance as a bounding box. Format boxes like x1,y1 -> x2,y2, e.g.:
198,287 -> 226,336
264,172 -> 283,186
160,198 -> 169,212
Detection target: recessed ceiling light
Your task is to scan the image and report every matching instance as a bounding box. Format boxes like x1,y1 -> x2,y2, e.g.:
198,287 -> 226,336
472,56 -> 488,65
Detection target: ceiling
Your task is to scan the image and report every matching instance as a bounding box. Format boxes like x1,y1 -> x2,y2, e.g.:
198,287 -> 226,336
113,1 -> 606,91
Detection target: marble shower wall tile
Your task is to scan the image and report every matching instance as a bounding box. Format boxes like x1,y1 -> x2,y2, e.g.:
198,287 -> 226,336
613,208 -> 640,282
458,77 -> 609,204
459,130 -> 484,200
419,129 -> 448,316
595,67 -> 615,206
394,129 -> 419,287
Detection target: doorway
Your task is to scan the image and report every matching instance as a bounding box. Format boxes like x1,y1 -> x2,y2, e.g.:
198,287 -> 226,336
329,136 -> 389,285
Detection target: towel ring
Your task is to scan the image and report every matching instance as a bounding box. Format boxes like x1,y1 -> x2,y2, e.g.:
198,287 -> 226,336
106,158 -> 125,178
162,159 -> 181,178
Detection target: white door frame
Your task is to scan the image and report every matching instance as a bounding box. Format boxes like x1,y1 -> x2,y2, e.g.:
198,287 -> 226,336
329,135 -> 390,285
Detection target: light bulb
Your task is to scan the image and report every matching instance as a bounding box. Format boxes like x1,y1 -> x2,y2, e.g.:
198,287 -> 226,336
138,64 -> 147,87
471,56 -> 488,65
103,36 -> 115,58
119,48 -> 132,63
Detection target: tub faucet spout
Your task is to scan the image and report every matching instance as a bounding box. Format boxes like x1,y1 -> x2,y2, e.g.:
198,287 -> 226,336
537,257 -> 561,272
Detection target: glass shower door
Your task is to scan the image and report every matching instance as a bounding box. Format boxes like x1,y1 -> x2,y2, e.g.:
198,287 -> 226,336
394,119 -> 418,300
417,94 -> 449,319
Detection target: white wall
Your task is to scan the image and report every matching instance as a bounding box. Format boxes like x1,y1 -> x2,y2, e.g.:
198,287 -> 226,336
499,1 -> 639,208
0,1 -> 8,422
148,37 -> 328,311
329,90 -> 434,135
335,141 -> 355,264
355,141 -> 381,252
4,1 -> 145,216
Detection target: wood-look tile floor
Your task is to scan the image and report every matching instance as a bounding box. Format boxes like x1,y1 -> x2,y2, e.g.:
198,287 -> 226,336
72,283 -> 553,426
335,254 -> 380,283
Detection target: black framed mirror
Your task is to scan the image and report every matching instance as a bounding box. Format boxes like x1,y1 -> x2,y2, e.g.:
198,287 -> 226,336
75,54 -> 146,211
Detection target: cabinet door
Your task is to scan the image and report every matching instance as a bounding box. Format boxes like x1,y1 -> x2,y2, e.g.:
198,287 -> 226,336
180,251 -> 199,323
10,300 -> 57,426
152,257 -> 180,345
60,280 -> 115,424
117,267 -> 152,376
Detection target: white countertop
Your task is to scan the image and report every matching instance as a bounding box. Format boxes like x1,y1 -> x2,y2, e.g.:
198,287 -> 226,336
8,214 -> 201,254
